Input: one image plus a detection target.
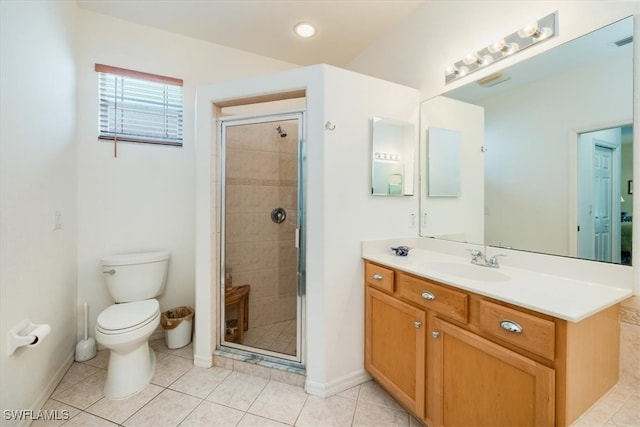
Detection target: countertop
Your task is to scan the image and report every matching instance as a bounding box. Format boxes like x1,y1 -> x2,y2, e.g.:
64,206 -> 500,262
362,244 -> 632,323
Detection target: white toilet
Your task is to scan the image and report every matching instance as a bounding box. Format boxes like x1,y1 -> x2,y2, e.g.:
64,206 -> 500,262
95,251 -> 169,399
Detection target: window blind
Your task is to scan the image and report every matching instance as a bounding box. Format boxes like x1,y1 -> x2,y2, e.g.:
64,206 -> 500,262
96,64 -> 183,146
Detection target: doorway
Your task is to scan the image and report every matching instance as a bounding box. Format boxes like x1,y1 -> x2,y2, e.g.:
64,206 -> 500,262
220,112 -> 305,364
577,126 -> 632,263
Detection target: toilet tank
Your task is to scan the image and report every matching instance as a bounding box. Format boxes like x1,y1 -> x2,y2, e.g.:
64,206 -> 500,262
101,251 -> 169,303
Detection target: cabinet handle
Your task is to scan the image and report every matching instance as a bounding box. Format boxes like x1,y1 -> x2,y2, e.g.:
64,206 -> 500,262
421,291 -> 435,301
432,331 -> 440,338
500,319 -> 523,334
414,321 -> 422,328
372,273 -> 383,280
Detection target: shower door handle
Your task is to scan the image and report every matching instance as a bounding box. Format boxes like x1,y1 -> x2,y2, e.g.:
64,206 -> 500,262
271,208 -> 287,224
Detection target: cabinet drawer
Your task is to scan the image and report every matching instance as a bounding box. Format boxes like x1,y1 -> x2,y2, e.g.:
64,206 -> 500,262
397,273 -> 468,323
478,300 -> 555,360
365,262 -> 394,293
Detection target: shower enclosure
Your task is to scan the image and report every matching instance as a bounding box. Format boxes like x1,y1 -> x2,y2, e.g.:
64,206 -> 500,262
220,112 -> 305,364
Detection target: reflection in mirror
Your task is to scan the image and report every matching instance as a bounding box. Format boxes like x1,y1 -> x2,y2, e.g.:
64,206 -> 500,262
420,16 -> 634,265
372,117 -> 415,196
428,128 -> 461,197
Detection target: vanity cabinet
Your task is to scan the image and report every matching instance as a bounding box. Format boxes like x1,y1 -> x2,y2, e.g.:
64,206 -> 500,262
363,261 -> 620,427
431,317 -> 554,426
365,286 -> 426,417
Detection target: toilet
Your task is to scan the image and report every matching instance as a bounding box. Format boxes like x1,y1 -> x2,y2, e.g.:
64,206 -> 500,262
95,251 -> 169,399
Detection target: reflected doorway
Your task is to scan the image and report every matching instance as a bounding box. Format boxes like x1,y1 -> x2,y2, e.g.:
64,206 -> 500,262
220,112 -> 304,363
577,125 -> 633,264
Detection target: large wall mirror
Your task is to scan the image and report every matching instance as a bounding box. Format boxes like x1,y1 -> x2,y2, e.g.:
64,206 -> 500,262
420,16 -> 634,265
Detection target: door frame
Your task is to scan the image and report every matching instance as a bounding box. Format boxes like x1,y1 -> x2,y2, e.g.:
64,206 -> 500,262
569,122 -> 627,261
218,109 -> 306,365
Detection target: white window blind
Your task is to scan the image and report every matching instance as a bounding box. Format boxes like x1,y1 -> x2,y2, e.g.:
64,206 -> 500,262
96,64 -> 183,146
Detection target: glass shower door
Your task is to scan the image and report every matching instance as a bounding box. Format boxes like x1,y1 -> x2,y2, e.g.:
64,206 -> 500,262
220,112 -> 304,364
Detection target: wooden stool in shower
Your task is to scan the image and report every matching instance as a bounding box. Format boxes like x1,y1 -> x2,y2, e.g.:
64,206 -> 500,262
225,285 -> 250,343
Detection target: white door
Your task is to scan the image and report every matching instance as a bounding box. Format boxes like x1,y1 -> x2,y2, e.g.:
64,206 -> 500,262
593,145 -> 613,261
577,127 -> 622,263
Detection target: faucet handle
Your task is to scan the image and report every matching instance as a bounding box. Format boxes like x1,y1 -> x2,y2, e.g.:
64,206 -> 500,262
486,254 -> 506,268
466,249 -> 485,264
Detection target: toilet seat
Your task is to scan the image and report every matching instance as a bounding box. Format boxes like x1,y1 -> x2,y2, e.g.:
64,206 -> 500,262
97,299 -> 160,335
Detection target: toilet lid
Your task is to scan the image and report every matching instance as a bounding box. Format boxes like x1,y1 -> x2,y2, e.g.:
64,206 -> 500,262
97,299 -> 159,331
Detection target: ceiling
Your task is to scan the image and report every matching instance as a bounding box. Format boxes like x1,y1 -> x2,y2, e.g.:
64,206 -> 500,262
76,0 -> 426,67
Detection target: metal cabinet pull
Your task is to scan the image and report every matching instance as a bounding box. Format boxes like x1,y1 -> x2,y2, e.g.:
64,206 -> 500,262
500,319 -> 523,333
432,331 -> 440,338
414,321 -> 422,328
103,269 -> 116,275
372,273 -> 383,281
421,291 -> 435,301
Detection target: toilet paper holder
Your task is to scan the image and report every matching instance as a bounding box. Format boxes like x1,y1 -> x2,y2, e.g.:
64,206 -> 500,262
8,318 -> 51,356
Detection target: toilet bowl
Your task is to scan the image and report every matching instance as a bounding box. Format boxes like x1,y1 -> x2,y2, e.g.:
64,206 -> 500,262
95,251 -> 169,399
96,299 -> 161,399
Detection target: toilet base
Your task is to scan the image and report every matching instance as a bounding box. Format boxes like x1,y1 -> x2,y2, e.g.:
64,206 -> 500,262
103,342 -> 156,399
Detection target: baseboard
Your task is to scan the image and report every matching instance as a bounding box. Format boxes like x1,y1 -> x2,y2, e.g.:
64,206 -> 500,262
193,353 -> 213,368
18,351 -> 75,427
305,369 -> 371,398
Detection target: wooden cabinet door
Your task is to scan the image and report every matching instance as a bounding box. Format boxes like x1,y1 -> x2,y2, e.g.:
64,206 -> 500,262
431,318 -> 555,427
365,286 -> 426,417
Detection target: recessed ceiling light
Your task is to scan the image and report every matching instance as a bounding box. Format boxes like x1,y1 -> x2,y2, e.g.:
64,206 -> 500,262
294,22 -> 316,38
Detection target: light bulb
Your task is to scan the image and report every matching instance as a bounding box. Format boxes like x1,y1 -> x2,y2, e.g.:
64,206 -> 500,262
488,40 -> 505,54
463,54 -> 479,65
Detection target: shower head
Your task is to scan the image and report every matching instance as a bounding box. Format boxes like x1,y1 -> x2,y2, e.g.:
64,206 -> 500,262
276,125 -> 287,138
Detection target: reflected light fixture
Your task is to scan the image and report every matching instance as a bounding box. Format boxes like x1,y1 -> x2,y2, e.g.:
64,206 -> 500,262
294,22 -> 316,38
375,152 -> 401,162
445,11 -> 557,84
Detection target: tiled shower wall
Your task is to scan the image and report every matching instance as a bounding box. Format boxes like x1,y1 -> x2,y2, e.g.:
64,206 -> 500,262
224,120 -> 299,329
619,296 -> 640,388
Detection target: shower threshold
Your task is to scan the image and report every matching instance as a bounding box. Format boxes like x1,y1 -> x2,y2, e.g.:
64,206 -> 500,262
214,346 -> 306,376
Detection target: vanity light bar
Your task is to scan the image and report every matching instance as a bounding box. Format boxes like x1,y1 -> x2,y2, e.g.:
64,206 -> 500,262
375,152 -> 401,162
445,12 -> 557,84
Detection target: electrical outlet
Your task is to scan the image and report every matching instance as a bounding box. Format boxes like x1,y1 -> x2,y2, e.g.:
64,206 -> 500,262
54,211 -> 62,230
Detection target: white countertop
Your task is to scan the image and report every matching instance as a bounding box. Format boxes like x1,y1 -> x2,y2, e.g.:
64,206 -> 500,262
362,242 -> 632,323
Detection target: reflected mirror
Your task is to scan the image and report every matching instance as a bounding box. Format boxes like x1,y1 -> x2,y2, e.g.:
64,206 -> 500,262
420,16 -> 634,265
428,127 -> 462,197
372,117 -> 415,196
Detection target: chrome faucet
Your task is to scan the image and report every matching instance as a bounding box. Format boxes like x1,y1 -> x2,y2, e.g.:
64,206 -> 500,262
486,254 -> 506,269
467,249 -> 505,269
468,249 -> 486,265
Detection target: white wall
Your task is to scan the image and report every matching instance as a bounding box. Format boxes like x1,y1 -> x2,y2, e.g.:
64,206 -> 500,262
318,66 -> 419,393
0,0 -> 78,421
419,96 -> 484,243
195,64 -> 420,395
74,9 -> 297,340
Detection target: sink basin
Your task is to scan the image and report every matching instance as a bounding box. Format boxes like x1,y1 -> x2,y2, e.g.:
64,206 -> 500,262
425,261 -> 511,282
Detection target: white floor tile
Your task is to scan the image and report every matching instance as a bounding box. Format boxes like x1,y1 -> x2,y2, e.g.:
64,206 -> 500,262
123,389 -> 201,427
248,381 -> 307,425
180,400 -> 245,427
206,371 -> 268,411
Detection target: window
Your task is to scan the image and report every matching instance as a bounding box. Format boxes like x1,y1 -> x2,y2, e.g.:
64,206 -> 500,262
96,64 -> 183,147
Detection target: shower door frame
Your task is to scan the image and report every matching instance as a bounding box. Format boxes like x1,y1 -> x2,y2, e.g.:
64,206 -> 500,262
218,110 -> 306,366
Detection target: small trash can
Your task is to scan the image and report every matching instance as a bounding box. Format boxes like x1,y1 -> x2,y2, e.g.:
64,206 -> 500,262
160,306 -> 194,349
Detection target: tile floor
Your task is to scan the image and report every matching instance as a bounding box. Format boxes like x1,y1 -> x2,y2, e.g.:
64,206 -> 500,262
242,319 -> 297,356
36,339 -> 639,427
